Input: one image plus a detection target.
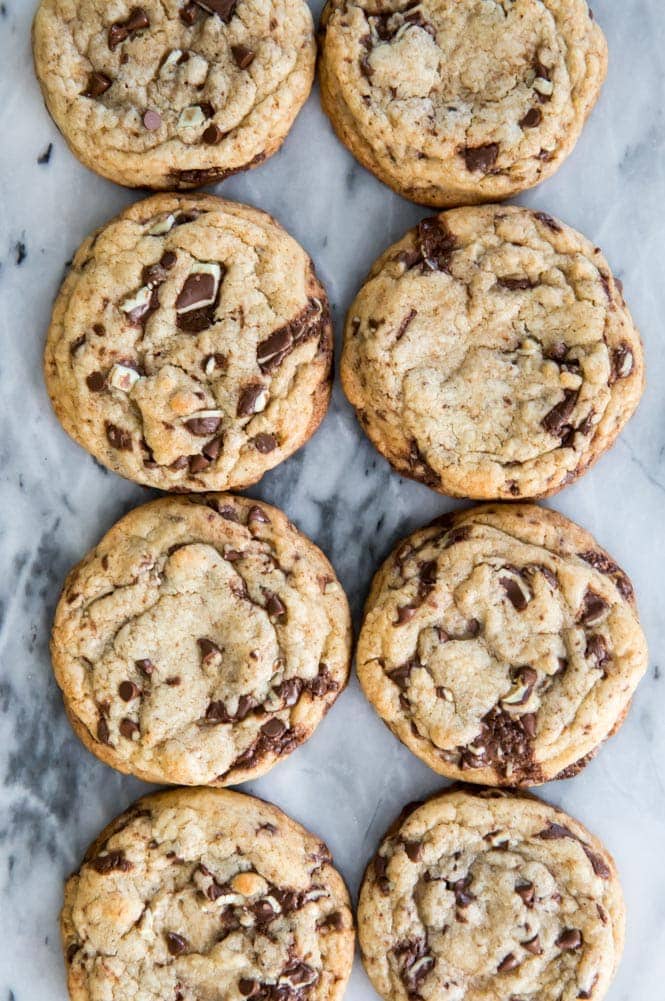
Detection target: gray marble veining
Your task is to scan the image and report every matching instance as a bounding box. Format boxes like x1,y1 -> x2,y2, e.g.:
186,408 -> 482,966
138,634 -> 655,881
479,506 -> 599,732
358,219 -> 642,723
1,1 -> 665,998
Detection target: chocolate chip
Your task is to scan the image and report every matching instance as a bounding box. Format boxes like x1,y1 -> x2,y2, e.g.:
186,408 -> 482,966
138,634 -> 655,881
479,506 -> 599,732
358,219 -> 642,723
388,663 -> 413,689
232,44 -> 255,68
523,934 -> 542,955
515,880 -> 534,907
177,273 -> 217,312
374,855 -> 389,892
237,383 -> 267,416
448,874 -> 475,907
166,932 -> 188,955
105,422 -> 133,451
463,143 -> 499,173
194,0 -> 237,20
497,953 -> 520,973
521,712 -> 537,739
205,701 -> 232,724
499,574 -> 530,611
135,658 -> 155,675
534,211 -> 562,232
238,980 -> 259,997
610,343 -> 634,382
537,821 -> 576,841
143,110 -> 162,131
185,415 -> 222,436
318,911 -> 344,932
108,8 -> 150,48
86,371 -> 106,392
119,718 -> 140,739
166,676 -> 181,686
520,107 -> 543,128
253,433 -> 277,454
394,604 -> 417,626
262,718 -> 286,740
257,327 -> 293,372
83,71 -> 112,98
202,123 -> 224,145
198,638 -> 221,660
142,250 -> 176,286
263,590 -> 286,620
582,846 -> 611,879
97,716 -> 110,744
395,308 -> 417,341
542,389 -> 578,437
89,850 -> 132,874
497,276 -> 533,291
180,3 -> 199,24
118,681 -> 140,702
248,505 -> 270,525
417,217 -> 456,272
203,352 -> 226,374
404,841 -> 422,862
585,634 -> 609,673
577,589 -> 608,626
556,929 -> 582,951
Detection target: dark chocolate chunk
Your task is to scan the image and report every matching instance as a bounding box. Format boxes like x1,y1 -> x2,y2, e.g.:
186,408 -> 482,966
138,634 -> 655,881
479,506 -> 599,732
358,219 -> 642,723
83,71 -> 112,98
577,589 -> 608,626
497,276 -> 533,291
89,850 -> 132,874
417,217 -> 456,272
463,143 -> 499,172
194,0 -> 237,20
232,44 -> 255,68
185,415 -> 222,436
497,953 -> 520,973
542,390 -> 578,437
97,716 -> 111,744
166,932 -> 189,955
534,211 -> 562,232
108,8 -> 150,48
119,718 -> 139,740
556,928 -> 582,951
537,821 -> 576,841
520,107 -> 543,128
86,370 -> 106,392
237,383 -> 266,416
253,433 -> 277,453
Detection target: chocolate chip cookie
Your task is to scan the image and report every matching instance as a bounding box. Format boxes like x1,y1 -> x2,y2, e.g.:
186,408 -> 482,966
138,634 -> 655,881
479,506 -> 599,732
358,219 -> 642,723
319,0 -> 606,206
51,493 -> 352,785
62,787 -> 355,1001
33,0 -> 315,189
357,504 -> 648,785
44,194 -> 332,491
359,787 -> 624,1001
342,205 -> 644,499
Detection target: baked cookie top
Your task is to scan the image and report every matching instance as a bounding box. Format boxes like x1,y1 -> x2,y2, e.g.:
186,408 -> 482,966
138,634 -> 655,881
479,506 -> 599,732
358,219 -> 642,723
356,504 -> 648,785
33,0 -> 315,189
51,494 -> 352,785
319,0 -> 606,206
342,205 -> 644,500
358,787 -> 624,1001
44,194 -> 332,492
62,787 -> 355,1001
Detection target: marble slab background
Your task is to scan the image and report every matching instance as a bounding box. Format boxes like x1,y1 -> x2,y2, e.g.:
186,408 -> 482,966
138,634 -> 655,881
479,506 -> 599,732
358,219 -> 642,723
1,1 -> 664,998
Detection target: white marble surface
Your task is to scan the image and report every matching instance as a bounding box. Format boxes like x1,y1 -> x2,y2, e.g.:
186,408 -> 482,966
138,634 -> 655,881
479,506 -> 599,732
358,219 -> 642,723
1,1 -> 664,998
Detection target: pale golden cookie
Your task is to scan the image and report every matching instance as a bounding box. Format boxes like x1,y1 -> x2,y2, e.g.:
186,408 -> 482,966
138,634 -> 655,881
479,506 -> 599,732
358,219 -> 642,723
358,787 -> 624,1001
51,494 -> 352,785
33,0 -> 315,189
342,205 -> 644,500
45,194 -> 332,492
356,504 -> 648,785
62,787 -> 355,1001
320,0 -> 607,206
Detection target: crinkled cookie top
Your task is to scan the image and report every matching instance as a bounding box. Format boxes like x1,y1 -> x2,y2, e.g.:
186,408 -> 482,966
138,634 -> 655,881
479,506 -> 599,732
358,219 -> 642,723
357,504 -> 648,785
359,788 -> 624,1001
33,0 -> 316,188
342,205 -> 643,499
320,0 -> 606,205
45,194 -> 332,492
63,788 -> 354,1001
51,494 -> 351,785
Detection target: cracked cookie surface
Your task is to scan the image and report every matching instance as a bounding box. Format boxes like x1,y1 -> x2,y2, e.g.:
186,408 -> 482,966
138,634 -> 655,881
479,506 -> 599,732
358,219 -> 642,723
51,493 -> 352,785
342,205 -> 644,500
62,787 -> 355,1001
359,787 -> 624,1001
356,504 -> 648,785
45,194 -> 332,492
319,0 -> 606,206
33,0 -> 315,188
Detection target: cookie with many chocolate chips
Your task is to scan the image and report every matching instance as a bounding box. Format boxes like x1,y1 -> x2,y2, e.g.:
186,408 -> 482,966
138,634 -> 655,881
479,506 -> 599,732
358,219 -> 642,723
33,0 -> 315,188
356,504 -> 648,785
319,0 -> 606,206
44,194 -> 333,491
358,787 -> 624,1001
342,205 -> 644,499
62,787 -> 355,1001
51,494 -> 351,785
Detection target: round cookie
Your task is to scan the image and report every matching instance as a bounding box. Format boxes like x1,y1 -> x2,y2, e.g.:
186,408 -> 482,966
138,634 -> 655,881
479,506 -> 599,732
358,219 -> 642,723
342,205 -> 644,500
33,0 -> 315,189
62,787 -> 355,1001
319,0 -> 607,207
45,194 -> 333,492
356,504 -> 648,785
358,787 -> 624,1001
51,493 -> 352,785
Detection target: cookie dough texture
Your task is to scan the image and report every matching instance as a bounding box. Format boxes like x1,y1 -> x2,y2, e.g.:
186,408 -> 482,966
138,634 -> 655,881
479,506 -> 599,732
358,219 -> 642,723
357,504 -> 648,785
319,0 -> 606,206
45,194 -> 332,492
62,787 -> 355,1001
359,787 -> 624,1001
51,494 -> 352,785
33,0 -> 315,189
342,205 -> 644,500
